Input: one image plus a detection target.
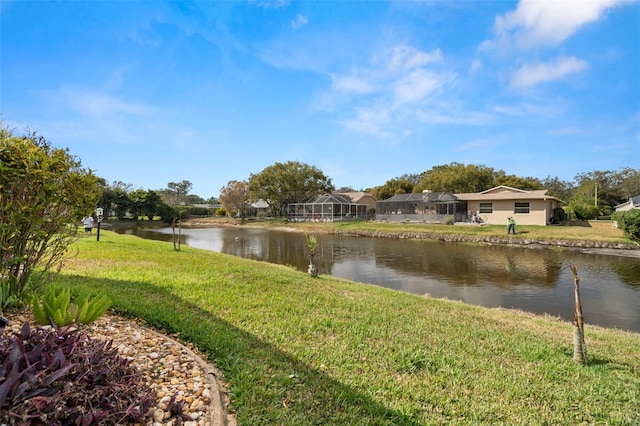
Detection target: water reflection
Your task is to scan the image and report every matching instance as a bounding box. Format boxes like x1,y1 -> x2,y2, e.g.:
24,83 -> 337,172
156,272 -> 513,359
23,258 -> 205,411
113,226 -> 640,332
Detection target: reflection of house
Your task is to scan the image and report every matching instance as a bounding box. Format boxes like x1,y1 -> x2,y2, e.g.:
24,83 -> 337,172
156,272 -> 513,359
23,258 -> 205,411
376,186 -> 562,226
456,186 -> 562,226
287,192 -> 375,222
376,192 -> 466,223
614,195 -> 640,212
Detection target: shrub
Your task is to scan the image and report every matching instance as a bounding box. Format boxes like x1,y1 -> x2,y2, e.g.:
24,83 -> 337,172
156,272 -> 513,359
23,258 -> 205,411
32,287 -> 111,327
612,210 -> 640,241
0,280 -> 20,314
0,322 -> 153,425
0,125 -> 100,306
567,203 -> 601,220
184,206 -> 213,216
157,202 -> 179,224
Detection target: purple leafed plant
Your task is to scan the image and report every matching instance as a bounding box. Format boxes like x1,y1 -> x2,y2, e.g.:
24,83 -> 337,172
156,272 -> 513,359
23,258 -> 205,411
0,322 -> 154,425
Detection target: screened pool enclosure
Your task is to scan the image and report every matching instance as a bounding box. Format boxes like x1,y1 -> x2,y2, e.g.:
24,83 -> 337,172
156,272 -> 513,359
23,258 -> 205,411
376,192 -> 467,223
288,194 -> 370,222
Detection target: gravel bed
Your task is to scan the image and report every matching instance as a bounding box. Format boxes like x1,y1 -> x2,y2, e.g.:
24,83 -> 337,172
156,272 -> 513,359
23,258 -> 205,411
2,312 -> 235,426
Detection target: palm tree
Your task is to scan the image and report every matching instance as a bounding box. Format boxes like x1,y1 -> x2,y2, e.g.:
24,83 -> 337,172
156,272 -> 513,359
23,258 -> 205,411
305,233 -> 318,277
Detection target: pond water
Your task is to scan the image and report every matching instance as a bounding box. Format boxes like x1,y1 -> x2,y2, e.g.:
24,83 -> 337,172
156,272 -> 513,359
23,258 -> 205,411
113,225 -> 640,333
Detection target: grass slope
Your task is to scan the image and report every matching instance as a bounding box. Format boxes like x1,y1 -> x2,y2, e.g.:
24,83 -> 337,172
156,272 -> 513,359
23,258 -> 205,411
54,231 -> 640,425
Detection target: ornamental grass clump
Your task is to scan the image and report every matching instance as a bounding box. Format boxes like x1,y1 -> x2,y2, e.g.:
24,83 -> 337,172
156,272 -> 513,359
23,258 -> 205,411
32,287 -> 111,327
305,232 -> 318,277
0,322 -> 154,425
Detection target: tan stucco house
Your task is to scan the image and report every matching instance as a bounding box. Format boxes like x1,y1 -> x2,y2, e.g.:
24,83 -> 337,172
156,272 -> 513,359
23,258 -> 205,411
456,186 -> 563,226
335,192 -> 378,212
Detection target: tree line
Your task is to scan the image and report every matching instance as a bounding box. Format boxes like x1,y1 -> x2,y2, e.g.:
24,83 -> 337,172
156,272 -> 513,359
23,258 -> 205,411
94,160 -> 639,223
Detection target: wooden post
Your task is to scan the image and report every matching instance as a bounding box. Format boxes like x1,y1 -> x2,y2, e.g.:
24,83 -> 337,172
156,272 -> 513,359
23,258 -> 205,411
172,217 -> 181,251
571,265 -> 587,365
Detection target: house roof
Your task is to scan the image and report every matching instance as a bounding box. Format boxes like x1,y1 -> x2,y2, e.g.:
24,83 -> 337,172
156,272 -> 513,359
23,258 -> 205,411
299,193 -> 354,204
379,191 -> 459,203
456,186 -> 561,202
333,192 -> 377,202
614,195 -> 640,209
251,199 -> 269,209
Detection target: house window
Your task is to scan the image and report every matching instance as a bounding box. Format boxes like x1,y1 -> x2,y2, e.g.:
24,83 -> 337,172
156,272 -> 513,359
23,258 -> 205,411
479,203 -> 493,214
514,202 -> 530,214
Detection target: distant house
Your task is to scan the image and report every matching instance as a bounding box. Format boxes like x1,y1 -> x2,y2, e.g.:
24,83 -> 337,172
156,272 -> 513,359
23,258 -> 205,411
456,186 -> 563,226
376,185 -> 563,226
376,191 -> 466,223
334,191 -> 378,213
249,199 -> 270,217
614,195 -> 640,212
287,192 -> 376,222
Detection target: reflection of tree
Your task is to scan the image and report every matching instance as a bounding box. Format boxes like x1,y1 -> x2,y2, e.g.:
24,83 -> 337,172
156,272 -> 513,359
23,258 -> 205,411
610,260 -> 640,289
219,229 -> 315,272
372,240 -> 562,289
220,232 -> 566,290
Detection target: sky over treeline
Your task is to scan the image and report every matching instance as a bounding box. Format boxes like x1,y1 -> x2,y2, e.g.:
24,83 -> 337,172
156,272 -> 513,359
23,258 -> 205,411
2,0 -> 638,198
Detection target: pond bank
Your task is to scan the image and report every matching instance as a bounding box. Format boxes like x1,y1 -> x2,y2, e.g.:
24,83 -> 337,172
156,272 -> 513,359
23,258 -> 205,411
333,229 -> 640,253
181,218 -> 640,255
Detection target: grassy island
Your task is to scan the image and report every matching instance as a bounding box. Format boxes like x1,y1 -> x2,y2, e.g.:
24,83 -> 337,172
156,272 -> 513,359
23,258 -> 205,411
55,230 -> 639,425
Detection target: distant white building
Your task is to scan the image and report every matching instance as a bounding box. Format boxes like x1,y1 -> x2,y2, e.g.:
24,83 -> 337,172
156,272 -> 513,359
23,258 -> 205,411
614,195 -> 640,212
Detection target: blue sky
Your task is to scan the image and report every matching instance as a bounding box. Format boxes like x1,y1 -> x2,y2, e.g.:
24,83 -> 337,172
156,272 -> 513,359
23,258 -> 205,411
2,0 -> 639,199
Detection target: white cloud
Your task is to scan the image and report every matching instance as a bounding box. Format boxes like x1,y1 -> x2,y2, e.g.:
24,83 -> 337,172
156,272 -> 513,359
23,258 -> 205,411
491,100 -> 565,119
63,89 -> 152,118
31,86 -> 159,145
291,13 -> 308,29
490,0 -> 633,49
388,45 -> 443,71
455,139 -> 495,152
340,104 -> 392,138
547,127 -> 584,136
332,74 -> 374,95
251,0 -> 290,9
324,44 -> 452,135
510,56 -> 589,88
393,69 -> 446,104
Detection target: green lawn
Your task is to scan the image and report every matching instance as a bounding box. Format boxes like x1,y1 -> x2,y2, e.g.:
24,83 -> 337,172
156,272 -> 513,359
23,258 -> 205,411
55,231 -> 640,425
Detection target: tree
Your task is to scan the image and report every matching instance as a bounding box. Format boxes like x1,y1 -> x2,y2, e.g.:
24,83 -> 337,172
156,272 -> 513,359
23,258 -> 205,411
415,163 -> 496,193
541,176 -> 574,202
248,161 -> 334,217
165,180 -> 193,205
113,187 -> 132,220
335,186 -> 356,193
494,172 -> 542,191
142,190 -> 163,220
614,167 -> 640,201
0,125 -> 100,305
219,180 -> 249,218
95,178 -> 117,219
369,178 -> 415,201
128,189 -> 149,220
185,194 -> 205,205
